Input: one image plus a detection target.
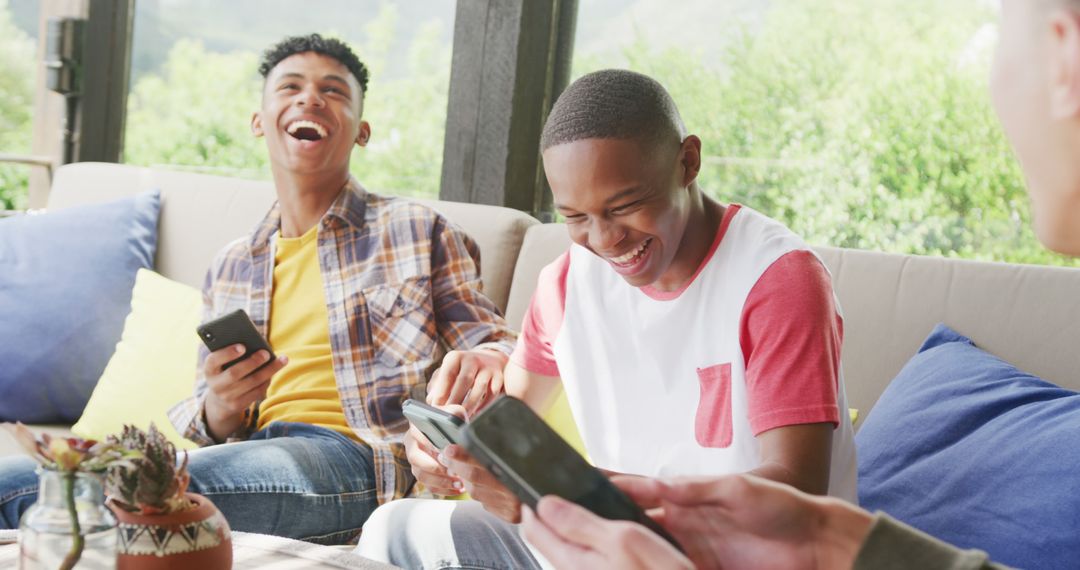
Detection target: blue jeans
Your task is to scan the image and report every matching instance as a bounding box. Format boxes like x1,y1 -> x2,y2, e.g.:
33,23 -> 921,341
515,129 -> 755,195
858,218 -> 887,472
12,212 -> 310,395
0,422 -> 378,544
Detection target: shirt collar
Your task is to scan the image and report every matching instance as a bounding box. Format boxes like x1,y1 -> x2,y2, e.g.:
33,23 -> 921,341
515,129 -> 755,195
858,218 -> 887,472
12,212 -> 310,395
250,176 -> 368,249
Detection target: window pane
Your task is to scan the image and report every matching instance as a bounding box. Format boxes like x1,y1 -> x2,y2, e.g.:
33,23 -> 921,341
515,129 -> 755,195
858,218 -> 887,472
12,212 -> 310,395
573,0 -> 1075,266
125,0 -> 455,199
0,0 -> 38,211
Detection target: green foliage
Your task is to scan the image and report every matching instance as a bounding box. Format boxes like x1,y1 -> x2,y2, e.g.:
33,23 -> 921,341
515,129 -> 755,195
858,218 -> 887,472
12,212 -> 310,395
124,3 -> 450,198
124,40 -> 266,177
3,0 -> 1075,266
106,424 -> 194,515
575,0 -> 1077,267
0,0 -> 35,210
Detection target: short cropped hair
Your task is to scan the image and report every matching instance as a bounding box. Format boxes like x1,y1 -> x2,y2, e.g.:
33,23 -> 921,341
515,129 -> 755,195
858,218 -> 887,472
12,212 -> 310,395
540,69 -> 686,151
258,34 -> 369,94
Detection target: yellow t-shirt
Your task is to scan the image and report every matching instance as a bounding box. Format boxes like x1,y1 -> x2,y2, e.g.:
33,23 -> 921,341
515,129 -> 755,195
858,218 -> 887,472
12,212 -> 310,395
258,224 -> 361,443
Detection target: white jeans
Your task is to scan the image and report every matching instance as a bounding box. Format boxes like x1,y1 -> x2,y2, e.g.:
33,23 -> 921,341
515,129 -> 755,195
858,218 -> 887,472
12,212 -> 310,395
356,499 -> 553,570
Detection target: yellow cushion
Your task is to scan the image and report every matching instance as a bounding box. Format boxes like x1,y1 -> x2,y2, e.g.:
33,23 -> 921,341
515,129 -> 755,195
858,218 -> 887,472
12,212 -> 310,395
72,269 -> 201,449
544,390 -> 587,457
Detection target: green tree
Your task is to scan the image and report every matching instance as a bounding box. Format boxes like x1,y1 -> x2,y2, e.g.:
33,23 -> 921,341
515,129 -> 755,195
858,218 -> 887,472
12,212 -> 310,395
0,0 -> 36,210
575,0 -> 1076,267
124,4 -> 451,199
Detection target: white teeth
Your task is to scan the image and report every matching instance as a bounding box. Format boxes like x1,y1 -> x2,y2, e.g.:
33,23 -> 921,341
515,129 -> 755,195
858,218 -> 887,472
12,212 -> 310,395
286,119 -> 327,138
610,239 -> 650,265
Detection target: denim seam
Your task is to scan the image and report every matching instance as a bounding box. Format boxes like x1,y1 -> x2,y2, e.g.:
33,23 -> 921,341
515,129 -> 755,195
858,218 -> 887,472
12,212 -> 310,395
1,487 -> 37,504
299,525 -> 364,543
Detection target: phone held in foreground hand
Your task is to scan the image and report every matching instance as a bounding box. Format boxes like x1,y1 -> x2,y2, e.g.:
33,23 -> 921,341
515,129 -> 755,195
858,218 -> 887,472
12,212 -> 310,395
402,395 -> 682,551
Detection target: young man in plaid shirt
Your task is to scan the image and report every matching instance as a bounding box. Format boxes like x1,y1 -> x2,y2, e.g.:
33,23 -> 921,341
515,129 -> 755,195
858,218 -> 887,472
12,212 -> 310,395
0,34 -> 517,543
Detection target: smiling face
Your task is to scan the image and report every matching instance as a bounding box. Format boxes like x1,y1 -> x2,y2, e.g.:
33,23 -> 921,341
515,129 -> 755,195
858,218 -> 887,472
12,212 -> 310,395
251,52 -> 370,177
544,136 -> 702,289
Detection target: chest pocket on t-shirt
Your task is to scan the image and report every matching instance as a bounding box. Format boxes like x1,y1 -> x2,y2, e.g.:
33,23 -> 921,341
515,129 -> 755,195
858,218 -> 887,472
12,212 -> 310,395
695,363 -> 733,448
363,276 -> 437,368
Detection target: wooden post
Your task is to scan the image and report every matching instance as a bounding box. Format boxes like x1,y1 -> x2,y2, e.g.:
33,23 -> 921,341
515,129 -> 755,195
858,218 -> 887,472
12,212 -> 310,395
76,0 -> 134,163
439,0 -> 578,217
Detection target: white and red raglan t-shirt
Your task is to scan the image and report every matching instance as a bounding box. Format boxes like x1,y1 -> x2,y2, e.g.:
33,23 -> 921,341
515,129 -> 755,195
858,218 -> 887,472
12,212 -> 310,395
511,204 -> 857,501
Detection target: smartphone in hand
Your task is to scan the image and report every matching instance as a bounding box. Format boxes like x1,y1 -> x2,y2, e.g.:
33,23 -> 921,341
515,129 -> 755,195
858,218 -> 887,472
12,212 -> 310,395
402,399 -> 466,450
196,309 -> 275,371
462,395 -> 683,551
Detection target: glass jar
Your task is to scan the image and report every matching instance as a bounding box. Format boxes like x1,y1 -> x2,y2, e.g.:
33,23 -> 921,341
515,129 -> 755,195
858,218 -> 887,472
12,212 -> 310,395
19,469 -> 117,570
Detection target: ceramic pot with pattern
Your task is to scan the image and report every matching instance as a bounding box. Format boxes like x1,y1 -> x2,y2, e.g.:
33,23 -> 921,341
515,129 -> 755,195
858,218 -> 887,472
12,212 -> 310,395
108,493 -> 231,570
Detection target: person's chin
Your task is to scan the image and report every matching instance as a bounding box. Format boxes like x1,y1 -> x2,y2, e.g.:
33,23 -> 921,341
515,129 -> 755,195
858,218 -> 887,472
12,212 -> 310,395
1034,216 -> 1080,257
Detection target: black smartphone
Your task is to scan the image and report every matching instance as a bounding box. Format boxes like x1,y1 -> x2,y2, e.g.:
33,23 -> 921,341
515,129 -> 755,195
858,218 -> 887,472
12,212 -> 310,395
402,399 -> 466,450
196,309 -> 275,371
461,395 -> 682,550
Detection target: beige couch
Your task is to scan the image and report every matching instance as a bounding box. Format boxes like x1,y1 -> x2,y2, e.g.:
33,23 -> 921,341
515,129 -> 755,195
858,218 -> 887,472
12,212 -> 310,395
5,162 -> 1080,457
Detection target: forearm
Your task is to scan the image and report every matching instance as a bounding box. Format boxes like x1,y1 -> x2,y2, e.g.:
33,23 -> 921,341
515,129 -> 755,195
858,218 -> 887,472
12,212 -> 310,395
748,460 -> 829,495
504,362 -> 561,415
751,422 -> 834,495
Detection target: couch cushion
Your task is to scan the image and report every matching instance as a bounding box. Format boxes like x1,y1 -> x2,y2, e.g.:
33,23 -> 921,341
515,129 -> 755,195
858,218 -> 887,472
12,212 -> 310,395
71,269 -> 201,448
857,324 -> 1080,569
506,223 -> 571,328
814,246 -> 1080,418
0,190 -> 160,423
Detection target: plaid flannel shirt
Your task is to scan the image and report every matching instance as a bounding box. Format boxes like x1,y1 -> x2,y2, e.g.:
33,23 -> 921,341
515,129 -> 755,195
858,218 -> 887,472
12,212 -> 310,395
168,177 -> 517,505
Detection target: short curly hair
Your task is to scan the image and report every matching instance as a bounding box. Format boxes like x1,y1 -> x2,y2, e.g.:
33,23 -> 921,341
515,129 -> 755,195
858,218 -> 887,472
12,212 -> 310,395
258,34 -> 369,94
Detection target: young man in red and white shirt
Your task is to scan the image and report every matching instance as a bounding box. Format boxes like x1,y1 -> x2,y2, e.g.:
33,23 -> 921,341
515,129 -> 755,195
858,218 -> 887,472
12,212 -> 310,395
357,69 -> 856,569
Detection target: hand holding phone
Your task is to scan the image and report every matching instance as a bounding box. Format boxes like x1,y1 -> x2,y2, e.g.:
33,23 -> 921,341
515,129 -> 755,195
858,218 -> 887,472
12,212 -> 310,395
196,309 -> 287,441
197,309 -> 276,369
402,399 -> 471,496
461,396 -> 683,551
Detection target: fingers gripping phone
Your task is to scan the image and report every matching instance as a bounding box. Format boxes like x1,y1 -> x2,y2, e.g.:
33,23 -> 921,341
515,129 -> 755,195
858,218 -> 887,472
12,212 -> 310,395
402,399 -> 465,450
196,309 -> 275,371
462,396 -> 683,551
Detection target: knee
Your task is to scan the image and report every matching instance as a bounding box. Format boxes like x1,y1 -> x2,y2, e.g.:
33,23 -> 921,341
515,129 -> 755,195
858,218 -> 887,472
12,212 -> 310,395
358,498 -> 466,566
356,499 -> 424,558
0,457 -> 41,529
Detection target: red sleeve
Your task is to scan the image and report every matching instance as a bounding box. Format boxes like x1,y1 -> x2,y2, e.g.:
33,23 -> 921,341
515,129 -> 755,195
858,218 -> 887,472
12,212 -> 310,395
510,252 -> 570,377
740,250 -> 843,435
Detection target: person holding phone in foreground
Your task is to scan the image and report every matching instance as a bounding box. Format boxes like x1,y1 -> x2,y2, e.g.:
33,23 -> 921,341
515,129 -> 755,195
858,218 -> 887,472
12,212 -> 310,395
357,68 -> 857,568
517,0 -> 1077,568
0,34 -> 516,542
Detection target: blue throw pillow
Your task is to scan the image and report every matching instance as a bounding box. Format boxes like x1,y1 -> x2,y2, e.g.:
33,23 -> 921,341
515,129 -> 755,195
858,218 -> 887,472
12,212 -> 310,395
858,324 -> 1080,569
0,191 -> 160,423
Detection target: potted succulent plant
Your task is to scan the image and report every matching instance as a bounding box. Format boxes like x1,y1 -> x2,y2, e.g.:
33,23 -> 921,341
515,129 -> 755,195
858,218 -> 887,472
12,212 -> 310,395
104,424 -> 231,570
7,423 -> 138,570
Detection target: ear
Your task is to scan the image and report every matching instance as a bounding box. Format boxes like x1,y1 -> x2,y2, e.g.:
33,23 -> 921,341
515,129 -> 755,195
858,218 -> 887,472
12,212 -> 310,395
679,135 -> 703,187
355,121 -> 371,148
251,111 -> 264,138
1049,9 -> 1080,119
